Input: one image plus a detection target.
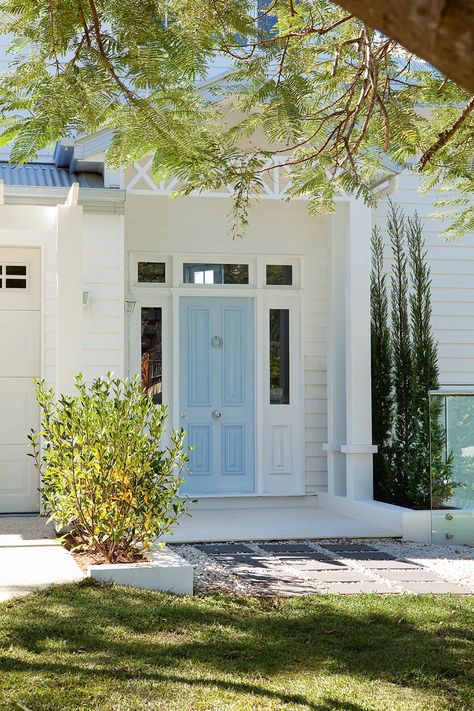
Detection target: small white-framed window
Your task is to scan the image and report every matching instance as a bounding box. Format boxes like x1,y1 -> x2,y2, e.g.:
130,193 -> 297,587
138,261 -> 166,284
263,258 -> 301,289
130,253 -> 172,287
266,264 -> 293,286
183,262 -> 249,285
0,263 -> 29,291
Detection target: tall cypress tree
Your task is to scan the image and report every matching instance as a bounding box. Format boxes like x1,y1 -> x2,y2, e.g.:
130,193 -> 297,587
370,226 -> 393,500
370,203 -> 457,508
407,213 -> 437,504
407,213 -> 454,505
389,201 -> 414,505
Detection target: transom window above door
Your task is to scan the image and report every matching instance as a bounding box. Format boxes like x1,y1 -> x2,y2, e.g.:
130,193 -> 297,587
0,264 -> 28,290
183,263 -> 249,285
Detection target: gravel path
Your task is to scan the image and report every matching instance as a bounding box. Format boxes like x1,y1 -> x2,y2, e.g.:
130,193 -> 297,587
173,539 -> 474,596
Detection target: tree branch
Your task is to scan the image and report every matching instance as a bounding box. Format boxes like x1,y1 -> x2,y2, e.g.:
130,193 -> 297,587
419,94 -> 474,171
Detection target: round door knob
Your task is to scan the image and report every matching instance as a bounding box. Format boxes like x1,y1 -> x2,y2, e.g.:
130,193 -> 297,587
212,410 -> 222,419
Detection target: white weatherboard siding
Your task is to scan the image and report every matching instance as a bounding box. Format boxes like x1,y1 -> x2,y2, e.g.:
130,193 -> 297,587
82,213 -> 125,381
3,208 -> 125,390
375,170 -> 474,386
124,195 -> 329,494
0,203 -> 124,512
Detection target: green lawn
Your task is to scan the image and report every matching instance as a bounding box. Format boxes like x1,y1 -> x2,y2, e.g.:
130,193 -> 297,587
0,581 -> 473,711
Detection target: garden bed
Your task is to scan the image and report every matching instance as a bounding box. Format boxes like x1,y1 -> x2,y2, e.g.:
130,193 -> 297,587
88,547 -> 193,595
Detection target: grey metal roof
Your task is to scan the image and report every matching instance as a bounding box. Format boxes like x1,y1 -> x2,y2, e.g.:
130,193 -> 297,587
0,162 -> 103,188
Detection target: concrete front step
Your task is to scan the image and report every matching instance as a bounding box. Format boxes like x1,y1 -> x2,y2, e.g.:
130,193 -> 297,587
164,504 -> 397,543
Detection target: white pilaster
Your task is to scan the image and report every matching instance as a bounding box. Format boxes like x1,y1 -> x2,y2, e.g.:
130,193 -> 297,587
56,203 -> 83,395
343,197 -> 376,499
324,202 -> 348,496
324,198 -> 376,501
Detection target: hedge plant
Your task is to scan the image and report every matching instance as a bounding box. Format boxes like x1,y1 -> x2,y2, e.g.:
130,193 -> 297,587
29,374 -> 190,563
370,202 -> 457,508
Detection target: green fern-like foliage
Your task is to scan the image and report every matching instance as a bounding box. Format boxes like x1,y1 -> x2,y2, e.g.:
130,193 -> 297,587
0,1 -> 472,235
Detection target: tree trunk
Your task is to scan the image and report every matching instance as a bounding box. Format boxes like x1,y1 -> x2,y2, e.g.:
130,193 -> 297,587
336,0 -> 474,93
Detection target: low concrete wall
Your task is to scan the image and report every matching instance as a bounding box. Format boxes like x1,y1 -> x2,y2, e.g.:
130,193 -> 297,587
317,492 -> 432,542
89,548 -> 193,595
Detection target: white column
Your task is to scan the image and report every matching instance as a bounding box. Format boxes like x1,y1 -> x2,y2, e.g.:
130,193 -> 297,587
324,198 -> 376,501
323,202 -> 348,496
343,197 -> 376,499
56,203 -> 83,395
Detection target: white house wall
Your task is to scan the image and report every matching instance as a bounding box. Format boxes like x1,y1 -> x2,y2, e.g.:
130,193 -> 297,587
124,194 -> 329,493
374,170 -> 474,386
0,206 -> 124,388
82,213 -> 124,381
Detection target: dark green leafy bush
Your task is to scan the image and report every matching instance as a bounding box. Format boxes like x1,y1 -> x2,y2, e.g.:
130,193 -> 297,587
29,374 -> 190,563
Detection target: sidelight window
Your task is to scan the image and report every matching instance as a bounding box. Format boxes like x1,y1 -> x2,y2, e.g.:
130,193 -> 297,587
141,307 -> 163,404
269,309 -> 290,404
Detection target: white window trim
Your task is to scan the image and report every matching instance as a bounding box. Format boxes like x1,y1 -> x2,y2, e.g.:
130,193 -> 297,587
0,261 -> 30,292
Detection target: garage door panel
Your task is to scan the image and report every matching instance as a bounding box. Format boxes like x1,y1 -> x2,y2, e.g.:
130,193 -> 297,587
0,379 -> 39,444
0,247 -> 40,513
0,312 -> 40,377
0,445 -> 39,512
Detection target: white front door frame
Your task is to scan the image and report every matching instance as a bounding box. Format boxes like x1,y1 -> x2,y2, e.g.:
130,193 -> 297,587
128,252 -> 305,496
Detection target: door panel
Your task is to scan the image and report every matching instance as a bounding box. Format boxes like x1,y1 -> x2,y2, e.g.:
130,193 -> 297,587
0,312 -> 40,377
0,378 -> 39,444
180,297 -> 254,494
223,308 -> 244,405
0,445 -> 38,513
187,307 -> 210,405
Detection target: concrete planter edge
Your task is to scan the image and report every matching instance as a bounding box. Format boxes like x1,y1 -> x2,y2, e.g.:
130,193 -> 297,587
88,548 -> 193,595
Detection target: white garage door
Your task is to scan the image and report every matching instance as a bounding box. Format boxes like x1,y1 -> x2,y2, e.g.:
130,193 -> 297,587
0,248 -> 41,512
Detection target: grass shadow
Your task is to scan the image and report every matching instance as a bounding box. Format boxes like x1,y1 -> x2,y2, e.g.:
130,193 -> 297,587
0,580 -> 473,710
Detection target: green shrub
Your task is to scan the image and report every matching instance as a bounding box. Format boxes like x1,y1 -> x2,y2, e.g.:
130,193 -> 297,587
29,374 -> 190,563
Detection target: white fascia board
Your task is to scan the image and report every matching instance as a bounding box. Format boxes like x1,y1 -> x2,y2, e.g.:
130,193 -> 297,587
4,185 -> 126,214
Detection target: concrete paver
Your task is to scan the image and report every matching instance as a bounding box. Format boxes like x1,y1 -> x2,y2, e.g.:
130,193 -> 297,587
353,559 -> 421,569
336,551 -> 397,561
302,569 -> 373,583
191,540 -> 473,596
400,581 -> 470,594
258,543 -> 314,554
380,568 -> 441,582
319,543 -> 377,552
320,582 -> 396,594
194,543 -> 253,555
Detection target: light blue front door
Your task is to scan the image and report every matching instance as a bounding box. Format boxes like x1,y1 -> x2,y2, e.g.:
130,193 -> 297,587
180,297 -> 255,494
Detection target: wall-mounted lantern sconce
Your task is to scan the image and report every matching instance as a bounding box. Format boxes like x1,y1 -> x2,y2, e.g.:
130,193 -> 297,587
124,293 -> 137,314
82,289 -> 91,306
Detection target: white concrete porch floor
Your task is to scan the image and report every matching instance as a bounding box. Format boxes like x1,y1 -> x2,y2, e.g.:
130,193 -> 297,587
163,503 -> 397,543
0,517 -> 83,602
